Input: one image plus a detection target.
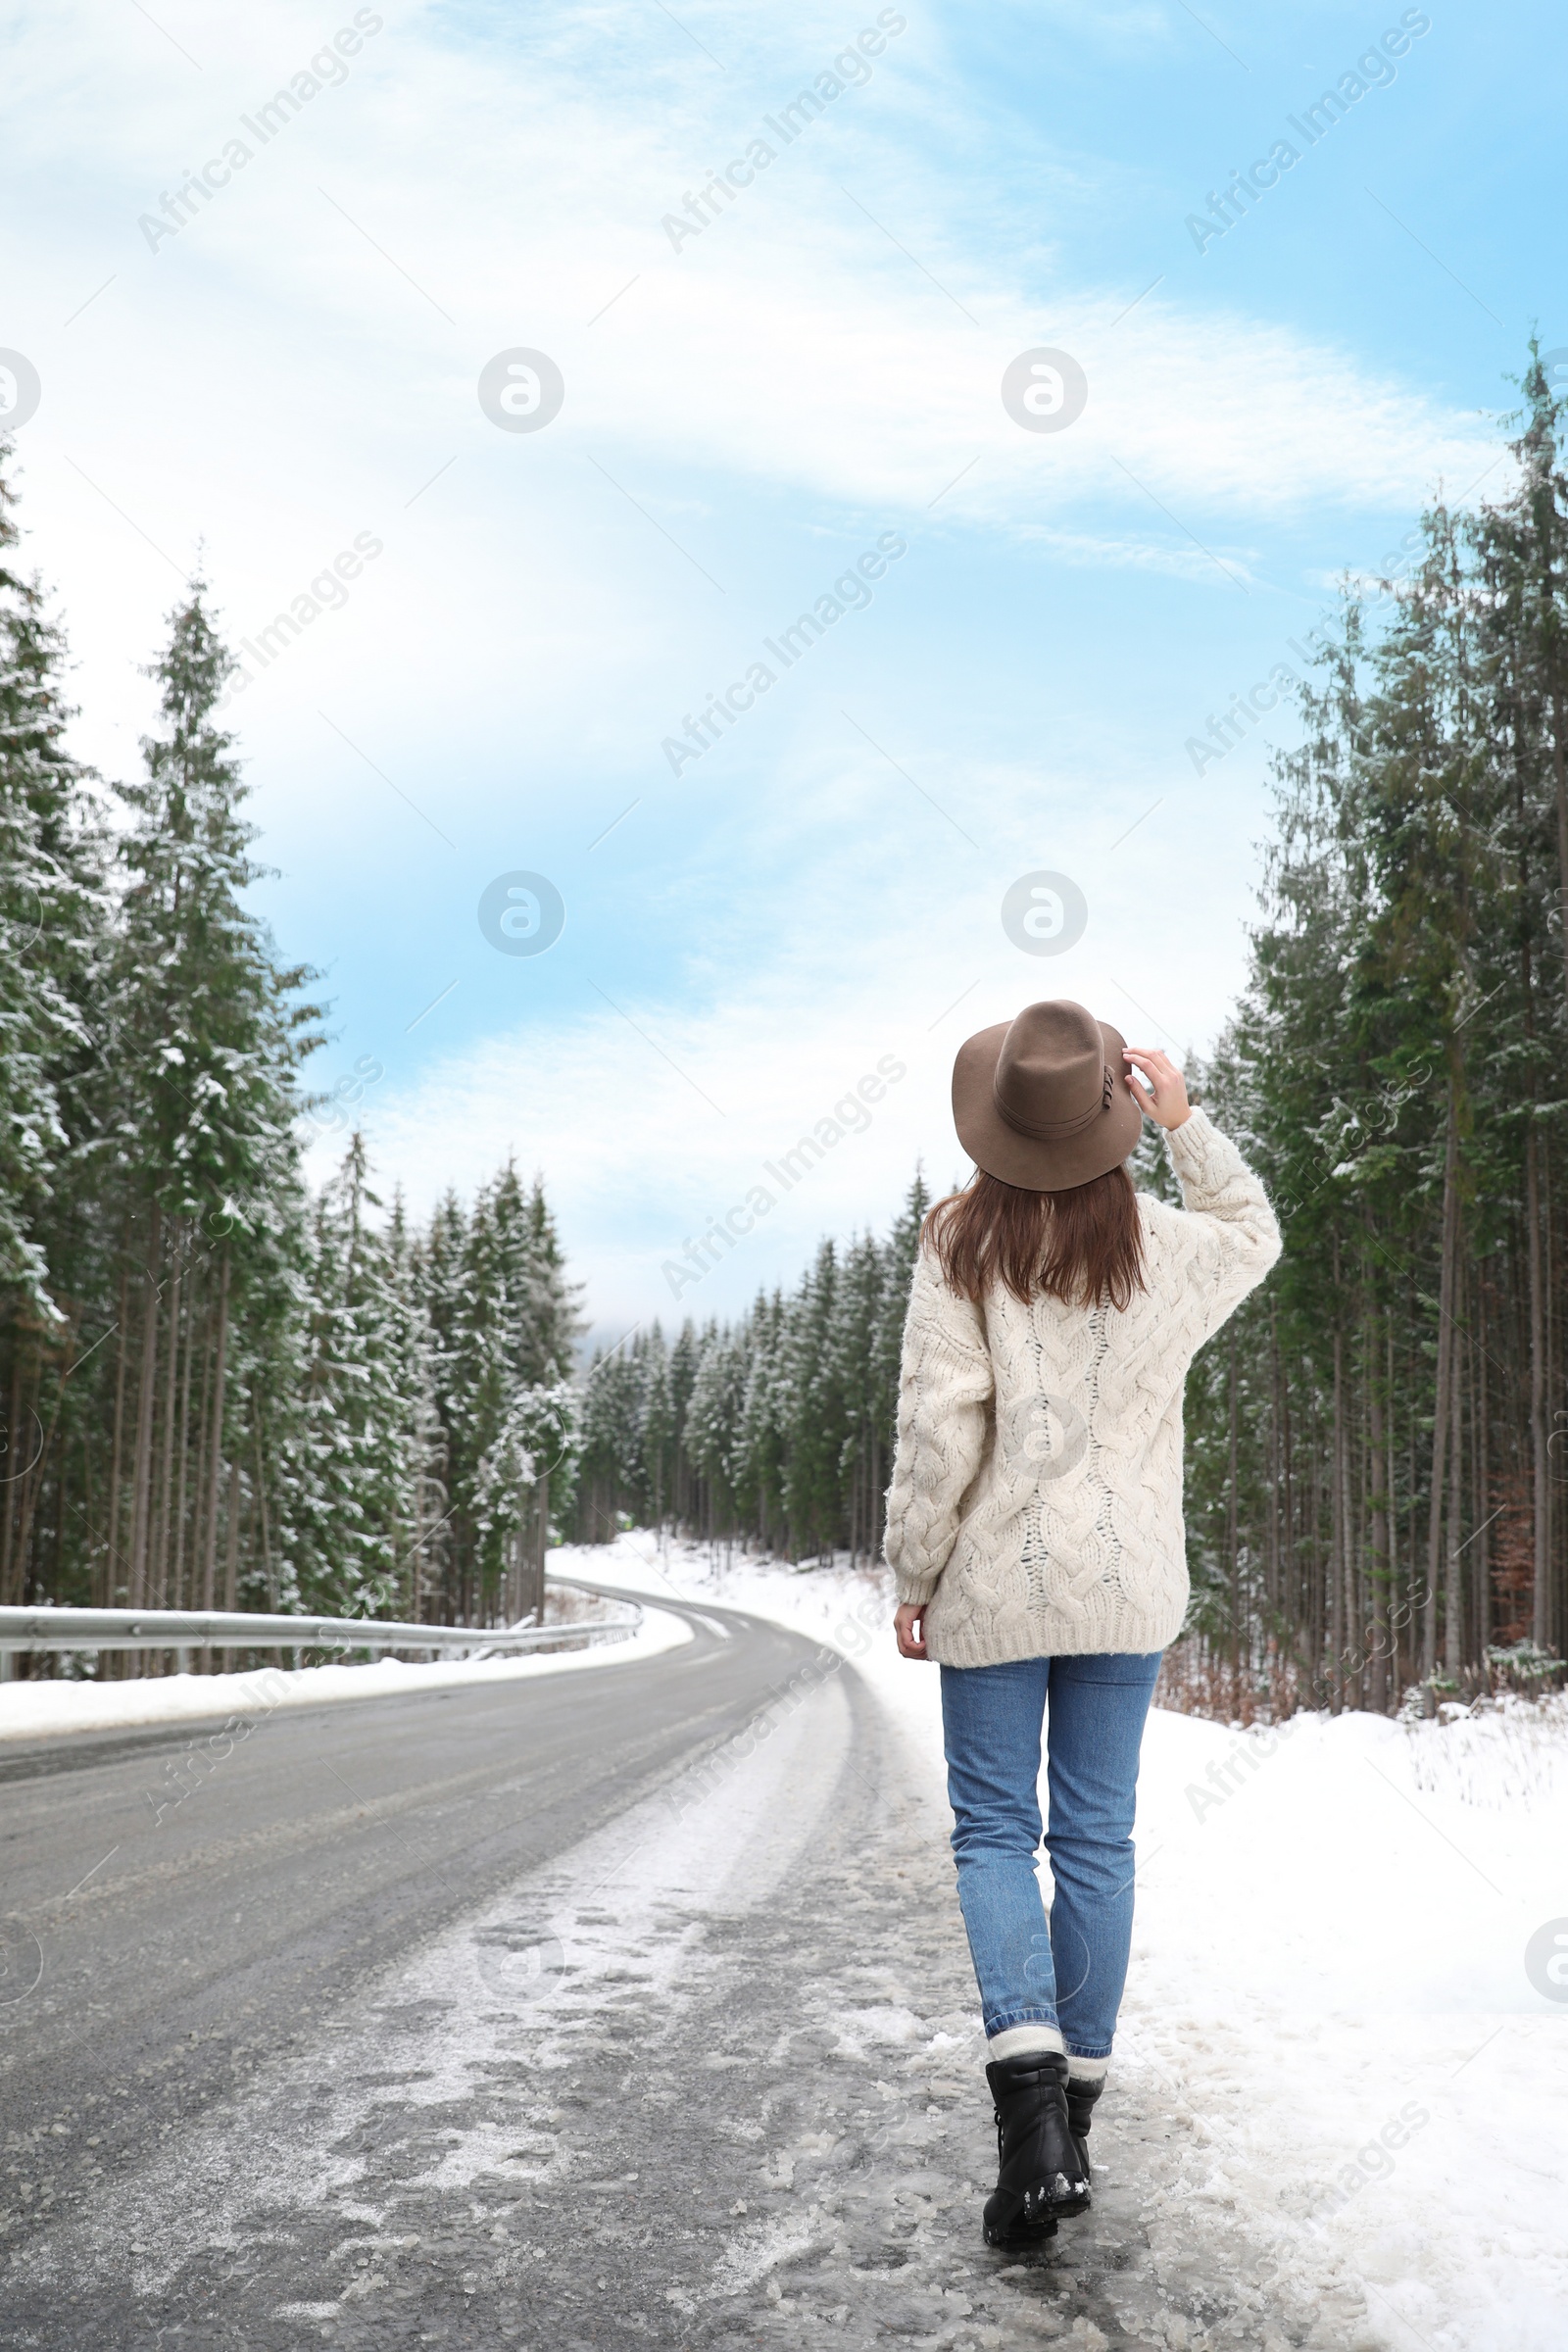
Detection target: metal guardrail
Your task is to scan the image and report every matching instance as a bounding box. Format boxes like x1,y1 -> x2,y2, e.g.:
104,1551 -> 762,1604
0,1577 -> 642,1676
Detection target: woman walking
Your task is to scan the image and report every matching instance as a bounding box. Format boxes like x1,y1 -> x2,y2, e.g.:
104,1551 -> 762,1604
884,998 -> 1280,2248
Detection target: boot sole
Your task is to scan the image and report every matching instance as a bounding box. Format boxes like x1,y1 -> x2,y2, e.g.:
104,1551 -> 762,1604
983,2179 -> 1091,2246
984,2212 -> 1058,2249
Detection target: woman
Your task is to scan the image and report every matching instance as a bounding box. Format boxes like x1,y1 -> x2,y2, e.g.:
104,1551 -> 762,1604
884,997 -> 1280,2248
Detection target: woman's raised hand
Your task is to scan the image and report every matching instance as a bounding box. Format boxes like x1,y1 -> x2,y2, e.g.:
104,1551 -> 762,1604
1123,1046 -> 1191,1131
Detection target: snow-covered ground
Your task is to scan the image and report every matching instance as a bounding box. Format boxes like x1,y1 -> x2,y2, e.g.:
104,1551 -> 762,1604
0,1599 -> 692,1743
565,1531 -> 1568,2352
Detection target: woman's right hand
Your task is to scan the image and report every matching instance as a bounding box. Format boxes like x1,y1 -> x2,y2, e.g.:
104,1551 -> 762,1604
894,1601 -> 928,1659
1123,1046 -> 1191,1130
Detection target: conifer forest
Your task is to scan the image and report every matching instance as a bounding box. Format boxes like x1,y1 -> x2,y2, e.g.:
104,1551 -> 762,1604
6,351 -> 1568,1713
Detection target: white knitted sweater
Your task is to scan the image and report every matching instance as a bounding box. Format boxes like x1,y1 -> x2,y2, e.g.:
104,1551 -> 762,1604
883,1110 -> 1281,1665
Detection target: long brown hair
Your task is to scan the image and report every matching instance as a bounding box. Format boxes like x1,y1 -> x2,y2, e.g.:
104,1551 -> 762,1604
924,1163 -> 1147,1310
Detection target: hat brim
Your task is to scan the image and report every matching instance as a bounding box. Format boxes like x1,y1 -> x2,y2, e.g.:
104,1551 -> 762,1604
953,1017 -> 1145,1191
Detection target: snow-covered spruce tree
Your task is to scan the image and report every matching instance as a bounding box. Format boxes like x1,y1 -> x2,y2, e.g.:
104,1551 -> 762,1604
638,1324 -> 675,1530
92,581 -> 320,1618
286,1133 -> 423,1618
779,1244 -> 845,1561
569,1179 -> 935,1567
684,1318 -> 746,1547
0,450 -> 109,1605
410,1161 -> 581,1623
732,1291 -> 785,1553
575,1340 -> 650,1542
1157,364 -> 1568,1718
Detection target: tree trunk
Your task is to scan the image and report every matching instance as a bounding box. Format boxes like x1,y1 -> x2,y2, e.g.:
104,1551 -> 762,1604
1330,1319 -> 1346,1714
254,1414 -> 274,1609
105,1255 -> 130,1609
1425,1082 -> 1462,1682
1227,1323 -> 1241,1705
1544,1123 -> 1558,1660
127,1204 -> 164,1615
1445,1263 -> 1466,1680
185,1305 -> 216,1614
172,1256 -> 198,1610
1474,1274 -> 1490,1662
1486,1260 -> 1494,1665
1549,672 -> 1568,1054
1368,1312 -> 1390,1715
150,1220 -> 183,1612
0,1349 -> 22,1605
200,1243 -> 231,1620
224,1456 -> 241,1611
1526,1121 -> 1550,1654
531,1468 -> 550,1624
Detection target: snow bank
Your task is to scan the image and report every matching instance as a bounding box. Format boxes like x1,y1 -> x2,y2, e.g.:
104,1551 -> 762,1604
564,1533 -> 1568,2352
0,1601 -> 692,1744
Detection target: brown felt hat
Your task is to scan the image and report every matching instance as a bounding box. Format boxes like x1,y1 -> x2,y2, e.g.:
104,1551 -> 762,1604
953,999 -> 1144,1191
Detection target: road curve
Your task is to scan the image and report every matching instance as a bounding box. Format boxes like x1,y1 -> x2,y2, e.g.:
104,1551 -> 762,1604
0,1585 -> 1338,2349
0,1595 -> 808,2153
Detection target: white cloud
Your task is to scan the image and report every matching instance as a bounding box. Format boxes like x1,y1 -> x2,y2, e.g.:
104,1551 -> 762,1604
0,0 -> 1507,1335
332,719 -> 1263,1331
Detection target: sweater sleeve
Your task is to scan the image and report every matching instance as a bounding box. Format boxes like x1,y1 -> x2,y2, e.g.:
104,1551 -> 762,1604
883,1243 -> 995,1608
1162,1105 -> 1282,1342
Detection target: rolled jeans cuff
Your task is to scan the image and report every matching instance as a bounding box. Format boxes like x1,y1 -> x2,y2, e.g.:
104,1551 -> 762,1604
987,2023 -> 1065,2061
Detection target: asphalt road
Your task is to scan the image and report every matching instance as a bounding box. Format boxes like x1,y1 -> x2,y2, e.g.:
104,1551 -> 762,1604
0,1592 -> 1358,2351
0,1597 -> 810,2172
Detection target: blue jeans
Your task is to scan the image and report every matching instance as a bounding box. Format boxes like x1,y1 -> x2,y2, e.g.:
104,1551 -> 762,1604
940,1651 -> 1162,2061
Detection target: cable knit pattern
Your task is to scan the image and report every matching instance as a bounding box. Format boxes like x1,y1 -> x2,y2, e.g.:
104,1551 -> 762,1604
883,1109 -> 1282,1665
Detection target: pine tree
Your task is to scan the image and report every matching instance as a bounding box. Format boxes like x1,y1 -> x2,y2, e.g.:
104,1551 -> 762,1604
91,582 -> 320,1624
0,450 -> 115,1613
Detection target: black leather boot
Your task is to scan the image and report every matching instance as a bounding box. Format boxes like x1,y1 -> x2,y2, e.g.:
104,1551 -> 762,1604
982,2048 -> 1091,2246
1065,2072 -> 1104,2179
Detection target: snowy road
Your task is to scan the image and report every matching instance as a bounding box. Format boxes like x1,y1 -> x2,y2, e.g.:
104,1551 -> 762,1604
1,1591 -> 1359,2351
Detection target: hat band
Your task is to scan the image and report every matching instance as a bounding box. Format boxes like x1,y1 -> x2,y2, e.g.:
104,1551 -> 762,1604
993,1063 -> 1115,1142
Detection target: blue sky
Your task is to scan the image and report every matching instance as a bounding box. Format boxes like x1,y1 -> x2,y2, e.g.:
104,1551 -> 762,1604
2,0 -> 1557,1345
